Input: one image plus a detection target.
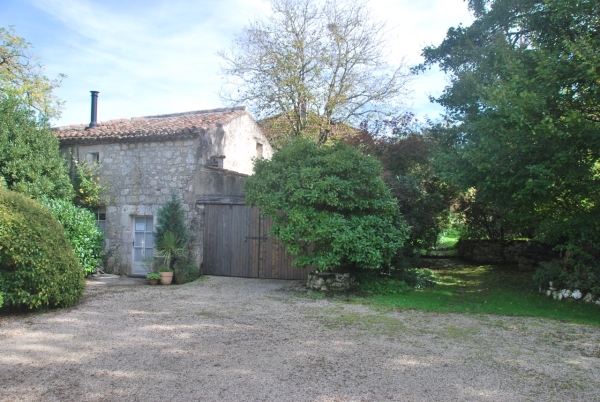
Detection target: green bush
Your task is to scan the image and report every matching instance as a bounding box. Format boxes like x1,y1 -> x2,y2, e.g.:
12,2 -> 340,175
355,272 -> 412,295
40,198 -> 104,275
399,268 -> 437,289
172,249 -> 199,284
356,267 -> 437,295
174,263 -> 199,285
0,189 -> 84,310
534,256 -> 600,294
245,138 -> 409,271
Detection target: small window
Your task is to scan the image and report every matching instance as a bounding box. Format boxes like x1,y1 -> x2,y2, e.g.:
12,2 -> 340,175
86,152 -> 100,164
256,142 -> 263,159
95,207 -> 106,232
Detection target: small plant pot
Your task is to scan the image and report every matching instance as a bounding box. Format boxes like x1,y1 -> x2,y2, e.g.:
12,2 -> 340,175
160,272 -> 173,285
149,279 -> 159,285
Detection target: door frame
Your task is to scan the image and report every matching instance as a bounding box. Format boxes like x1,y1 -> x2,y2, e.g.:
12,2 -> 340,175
132,215 -> 155,276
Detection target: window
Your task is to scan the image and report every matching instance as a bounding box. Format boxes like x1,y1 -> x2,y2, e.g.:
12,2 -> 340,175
256,142 -> 263,159
86,152 -> 100,164
94,207 -> 106,232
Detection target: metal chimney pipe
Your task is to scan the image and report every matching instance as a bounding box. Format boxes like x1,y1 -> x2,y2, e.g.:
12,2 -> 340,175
89,91 -> 99,128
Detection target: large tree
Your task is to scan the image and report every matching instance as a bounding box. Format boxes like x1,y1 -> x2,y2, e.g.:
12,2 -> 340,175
0,26 -> 65,119
0,96 -> 73,200
219,0 -> 411,145
419,0 -> 600,251
344,116 -> 457,251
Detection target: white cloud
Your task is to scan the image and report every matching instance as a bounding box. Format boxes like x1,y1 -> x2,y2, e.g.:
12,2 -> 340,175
26,0 -> 471,126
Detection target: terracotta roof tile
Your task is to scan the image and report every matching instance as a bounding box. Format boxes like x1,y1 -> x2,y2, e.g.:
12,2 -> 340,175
53,106 -> 247,145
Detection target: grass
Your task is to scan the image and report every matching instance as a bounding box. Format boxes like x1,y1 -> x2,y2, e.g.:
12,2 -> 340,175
371,264 -> 600,325
351,263 -> 600,326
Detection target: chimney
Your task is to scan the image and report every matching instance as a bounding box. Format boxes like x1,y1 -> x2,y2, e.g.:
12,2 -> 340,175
89,91 -> 99,128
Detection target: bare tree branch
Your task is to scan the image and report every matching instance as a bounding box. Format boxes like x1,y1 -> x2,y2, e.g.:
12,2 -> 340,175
218,0 -> 412,146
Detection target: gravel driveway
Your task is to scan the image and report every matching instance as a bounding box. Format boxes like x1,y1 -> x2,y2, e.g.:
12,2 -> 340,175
1,276 -> 599,401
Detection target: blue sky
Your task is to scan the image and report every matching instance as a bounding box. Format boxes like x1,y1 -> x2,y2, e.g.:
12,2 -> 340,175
1,0 -> 473,127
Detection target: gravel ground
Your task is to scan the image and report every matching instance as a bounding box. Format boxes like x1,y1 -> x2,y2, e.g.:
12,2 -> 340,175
1,275 -> 600,401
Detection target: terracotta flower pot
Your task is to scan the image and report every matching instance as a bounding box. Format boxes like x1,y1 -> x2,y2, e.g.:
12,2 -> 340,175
149,279 -> 159,285
160,271 -> 173,285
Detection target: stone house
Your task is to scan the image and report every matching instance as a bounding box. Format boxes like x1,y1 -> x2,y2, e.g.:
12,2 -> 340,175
54,104 -> 273,276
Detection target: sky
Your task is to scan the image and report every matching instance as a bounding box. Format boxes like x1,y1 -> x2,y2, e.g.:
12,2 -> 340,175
1,0 -> 473,127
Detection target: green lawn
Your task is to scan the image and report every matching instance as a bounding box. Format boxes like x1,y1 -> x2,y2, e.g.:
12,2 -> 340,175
354,263 -> 600,326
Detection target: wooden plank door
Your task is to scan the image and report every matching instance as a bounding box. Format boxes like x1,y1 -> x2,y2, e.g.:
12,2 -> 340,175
258,215 -> 307,280
202,204 -> 308,280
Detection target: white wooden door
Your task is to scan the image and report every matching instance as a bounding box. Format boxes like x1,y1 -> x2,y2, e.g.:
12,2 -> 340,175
132,216 -> 154,276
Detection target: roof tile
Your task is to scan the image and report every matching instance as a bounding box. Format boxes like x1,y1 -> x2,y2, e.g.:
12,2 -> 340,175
54,106 -> 247,145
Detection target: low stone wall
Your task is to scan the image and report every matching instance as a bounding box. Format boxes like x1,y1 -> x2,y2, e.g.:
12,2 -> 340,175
307,272 -> 355,292
457,240 -> 556,270
540,282 -> 600,306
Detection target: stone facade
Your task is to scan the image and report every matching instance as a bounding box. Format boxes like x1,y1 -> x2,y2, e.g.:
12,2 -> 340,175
56,107 -> 273,276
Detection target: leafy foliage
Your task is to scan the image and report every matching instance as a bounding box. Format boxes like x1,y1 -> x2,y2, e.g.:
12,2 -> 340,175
420,0 -> 600,255
0,189 -> 84,310
220,0 -> 410,144
355,268 -> 436,295
0,26 -> 65,119
72,160 -> 104,208
173,262 -> 199,285
345,117 -> 457,251
0,95 -> 73,201
245,138 -> 409,271
534,256 -> 600,295
40,198 -> 104,276
355,272 -> 412,295
156,231 -> 185,271
155,194 -> 190,249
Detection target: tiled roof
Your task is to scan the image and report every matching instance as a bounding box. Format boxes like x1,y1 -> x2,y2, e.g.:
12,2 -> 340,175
53,106 -> 247,145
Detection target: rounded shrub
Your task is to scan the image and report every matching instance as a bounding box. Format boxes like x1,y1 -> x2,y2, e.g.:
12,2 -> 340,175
40,198 -> 104,275
0,189 -> 84,310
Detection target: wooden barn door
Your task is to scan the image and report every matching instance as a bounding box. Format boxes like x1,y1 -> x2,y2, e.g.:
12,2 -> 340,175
202,204 -> 307,280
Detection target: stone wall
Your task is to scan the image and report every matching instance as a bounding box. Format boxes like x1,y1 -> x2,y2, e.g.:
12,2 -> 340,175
64,137 -> 203,276
457,240 -> 557,270
307,272 -> 356,292
219,113 -> 274,175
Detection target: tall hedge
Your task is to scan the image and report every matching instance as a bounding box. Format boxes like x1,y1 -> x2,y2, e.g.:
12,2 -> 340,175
0,189 -> 84,310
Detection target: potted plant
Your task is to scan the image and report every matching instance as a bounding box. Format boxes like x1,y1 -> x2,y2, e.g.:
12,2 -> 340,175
146,272 -> 161,285
158,266 -> 173,285
156,231 -> 184,285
